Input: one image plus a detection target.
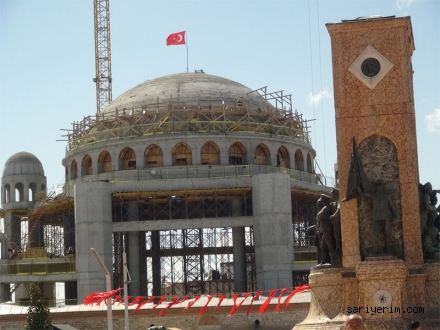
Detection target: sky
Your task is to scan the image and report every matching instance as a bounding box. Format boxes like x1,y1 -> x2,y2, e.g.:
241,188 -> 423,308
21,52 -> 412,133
0,0 -> 439,191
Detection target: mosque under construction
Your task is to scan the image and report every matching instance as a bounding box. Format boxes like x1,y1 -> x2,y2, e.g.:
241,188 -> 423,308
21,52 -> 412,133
0,71 -> 331,305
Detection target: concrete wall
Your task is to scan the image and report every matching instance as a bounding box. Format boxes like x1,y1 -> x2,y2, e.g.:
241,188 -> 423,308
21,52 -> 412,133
74,181 -> 113,302
0,302 -> 310,330
64,133 -> 316,181
252,173 -> 293,290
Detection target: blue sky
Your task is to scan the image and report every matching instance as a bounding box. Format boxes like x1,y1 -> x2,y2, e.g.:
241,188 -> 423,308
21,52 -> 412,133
0,0 -> 438,190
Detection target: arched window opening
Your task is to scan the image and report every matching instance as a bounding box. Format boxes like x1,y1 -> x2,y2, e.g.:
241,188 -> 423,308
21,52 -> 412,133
119,147 -> 136,170
98,150 -> 113,173
277,146 -> 290,168
4,184 -> 10,203
28,183 -> 36,202
228,142 -> 246,165
200,142 -> 220,165
172,143 -> 192,165
81,155 -> 93,176
307,153 -> 313,173
15,183 -> 24,202
255,144 -> 270,165
70,160 -> 78,180
295,150 -> 305,171
144,145 -> 164,167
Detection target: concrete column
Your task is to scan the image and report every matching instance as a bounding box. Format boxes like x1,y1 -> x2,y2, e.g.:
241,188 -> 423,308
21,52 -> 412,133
63,214 -> 75,252
151,230 -> 161,296
232,227 -> 246,292
192,143 -> 200,165
0,284 -> 11,303
162,143 -> 173,166
127,232 -> 141,295
220,141 -> 229,165
133,145 -> 144,169
91,151 -> 99,175
231,197 -> 247,292
74,181 -> 113,302
4,212 -> 21,248
127,202 -> 141,295
252,173 -> 293,290
64,281 -> 77,305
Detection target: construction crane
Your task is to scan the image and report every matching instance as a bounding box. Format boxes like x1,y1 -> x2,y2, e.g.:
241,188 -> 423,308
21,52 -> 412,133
93,0 -> 112,113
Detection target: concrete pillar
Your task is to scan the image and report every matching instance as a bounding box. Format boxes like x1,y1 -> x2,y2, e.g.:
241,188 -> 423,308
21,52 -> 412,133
4,212 -> 21,249
232,227 -> 246,292
192,143 -> 200,165
63,214 -> 75,252
126,202 -> 142,296
133,146 -> 144,169
220,142 -> 229,165
125,198 -> 142,297
0,284 -> 11,302
74,181 -> 113,302
64,281 -> 77,305
252,173 -> 293,290
29,221 -> 44,248
162,143 -> 173,166
231,197 -> 247,292
127,232 -> 141,295
151,230 -> 161,296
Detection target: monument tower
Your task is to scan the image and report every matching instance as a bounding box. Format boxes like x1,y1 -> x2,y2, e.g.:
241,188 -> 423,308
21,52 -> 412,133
295,16 -> 439,329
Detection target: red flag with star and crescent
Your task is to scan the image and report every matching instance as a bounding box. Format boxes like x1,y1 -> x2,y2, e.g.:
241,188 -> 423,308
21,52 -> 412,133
166,31 -> 186,46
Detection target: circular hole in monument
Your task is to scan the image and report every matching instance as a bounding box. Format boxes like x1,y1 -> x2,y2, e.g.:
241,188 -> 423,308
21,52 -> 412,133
361,57 -> 381,77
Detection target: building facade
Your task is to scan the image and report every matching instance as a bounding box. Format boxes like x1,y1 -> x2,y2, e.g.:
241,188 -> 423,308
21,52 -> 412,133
0,72 -> 331,304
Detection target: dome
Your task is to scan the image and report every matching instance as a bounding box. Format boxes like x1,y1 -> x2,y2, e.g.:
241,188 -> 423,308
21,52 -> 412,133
102,72 -> 273,114
67,72 -> 306,151
2,152 -> 45,177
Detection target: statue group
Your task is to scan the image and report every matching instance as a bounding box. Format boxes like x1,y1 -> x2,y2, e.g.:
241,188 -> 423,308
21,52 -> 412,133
313,137 -> 440,265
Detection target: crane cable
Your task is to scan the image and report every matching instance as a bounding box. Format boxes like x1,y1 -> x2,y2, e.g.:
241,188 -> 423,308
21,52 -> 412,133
315,0 -> 327,174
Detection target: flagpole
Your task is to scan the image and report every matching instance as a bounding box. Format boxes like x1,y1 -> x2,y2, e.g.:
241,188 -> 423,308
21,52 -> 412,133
185,32 -> 189,72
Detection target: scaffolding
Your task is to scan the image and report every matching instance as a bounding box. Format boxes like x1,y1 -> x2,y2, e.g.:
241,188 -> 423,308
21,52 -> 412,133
63,90 -> 311,151
112,188 -> 255,295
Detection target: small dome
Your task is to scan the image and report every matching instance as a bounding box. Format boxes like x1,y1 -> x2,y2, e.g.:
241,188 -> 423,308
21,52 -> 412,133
2,152 -> 45,177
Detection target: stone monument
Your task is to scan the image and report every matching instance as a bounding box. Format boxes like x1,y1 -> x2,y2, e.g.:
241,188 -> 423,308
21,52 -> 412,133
294,16 -> 439,329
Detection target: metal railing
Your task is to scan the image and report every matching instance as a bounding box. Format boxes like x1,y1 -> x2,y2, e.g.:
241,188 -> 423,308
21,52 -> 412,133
73,164 -> 323,185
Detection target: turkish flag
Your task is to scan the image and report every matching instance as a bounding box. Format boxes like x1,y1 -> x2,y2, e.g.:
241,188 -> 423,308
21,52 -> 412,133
166,31 -> 186,46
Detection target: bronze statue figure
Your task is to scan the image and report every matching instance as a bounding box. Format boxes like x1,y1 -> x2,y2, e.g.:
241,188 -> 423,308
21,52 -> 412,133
315,192 -> 342,267
345,137 -> 399,258
419,182 -> 440,261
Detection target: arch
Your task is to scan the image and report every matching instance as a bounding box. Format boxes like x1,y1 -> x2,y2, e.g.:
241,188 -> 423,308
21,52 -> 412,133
70,160 -> 78,180
294,149 -> 304,171
81,154 -> 93,176
119,147 -> 137,170
228,142 -> 247,165
307,153 -> 313,173
200,141 -> 220,165
255,144 -> 270,165
15,183 -> 24,202
3,184 -> 10,203
172,143 -> 192,165
98,150 -> 113,173
28,183 -> 37,202
144,144 -> 164,167
277,146 -> 290,168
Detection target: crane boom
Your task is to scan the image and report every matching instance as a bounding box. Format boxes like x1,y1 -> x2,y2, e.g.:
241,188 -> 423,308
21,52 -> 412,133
93,0 -> 112,113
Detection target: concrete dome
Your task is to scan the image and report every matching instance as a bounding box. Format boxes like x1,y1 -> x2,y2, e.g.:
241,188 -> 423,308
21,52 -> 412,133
2,152 -> 45,177
103,72 -> 274,114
